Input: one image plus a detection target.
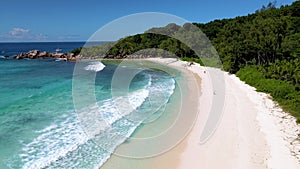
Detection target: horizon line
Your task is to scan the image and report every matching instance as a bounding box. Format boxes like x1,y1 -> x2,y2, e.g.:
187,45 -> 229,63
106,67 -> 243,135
0,40 -> 113,43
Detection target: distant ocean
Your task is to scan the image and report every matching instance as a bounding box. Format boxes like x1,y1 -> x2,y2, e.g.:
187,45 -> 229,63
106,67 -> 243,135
0,41 -> 105,57
0,42 -> 180,168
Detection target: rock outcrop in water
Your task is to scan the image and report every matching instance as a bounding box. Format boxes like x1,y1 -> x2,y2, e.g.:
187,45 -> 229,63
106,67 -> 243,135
13,50 -> 80,62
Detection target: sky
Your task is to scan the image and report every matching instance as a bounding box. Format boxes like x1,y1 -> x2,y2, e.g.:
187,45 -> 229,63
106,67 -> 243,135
0,0 -> 296,42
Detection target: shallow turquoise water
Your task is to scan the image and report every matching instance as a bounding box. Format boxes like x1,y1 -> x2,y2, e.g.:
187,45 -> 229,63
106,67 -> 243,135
0,59 -> 177,169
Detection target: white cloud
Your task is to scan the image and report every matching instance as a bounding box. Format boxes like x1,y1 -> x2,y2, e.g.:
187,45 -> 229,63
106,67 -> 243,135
9,28 -> 30,36
0,28 -> 48,41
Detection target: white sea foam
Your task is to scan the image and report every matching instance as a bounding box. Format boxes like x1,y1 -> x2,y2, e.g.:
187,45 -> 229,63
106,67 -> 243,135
84,62 -> 106,72
21,114 -> 88,169
19,71 -> 176,169
20,89 -> 150,169
77,88 -> 150,138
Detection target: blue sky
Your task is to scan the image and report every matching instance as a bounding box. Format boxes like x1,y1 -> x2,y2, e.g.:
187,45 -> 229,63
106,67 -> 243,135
0,0 -> 295,42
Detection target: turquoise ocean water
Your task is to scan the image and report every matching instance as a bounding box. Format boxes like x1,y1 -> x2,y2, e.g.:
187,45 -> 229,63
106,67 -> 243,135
0,58 -> 177,168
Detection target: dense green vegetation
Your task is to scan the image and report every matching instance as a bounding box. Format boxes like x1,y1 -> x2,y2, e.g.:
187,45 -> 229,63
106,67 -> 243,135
195,1 -> 300,74
78,23 -> 220,66
107,33 -> 198,58
75,1 -> 300,121
237,66 -> 300,122
194,1 -> 300,121
197,1 -> 300,121
75,42 -> 116,58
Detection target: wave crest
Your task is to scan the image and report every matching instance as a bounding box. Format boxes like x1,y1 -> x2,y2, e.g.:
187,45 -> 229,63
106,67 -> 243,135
84,62 -> 105,72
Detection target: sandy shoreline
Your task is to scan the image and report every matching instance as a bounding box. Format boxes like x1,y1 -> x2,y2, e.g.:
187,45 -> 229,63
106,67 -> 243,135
100,58 -> 300,169
150,58 -> 300,169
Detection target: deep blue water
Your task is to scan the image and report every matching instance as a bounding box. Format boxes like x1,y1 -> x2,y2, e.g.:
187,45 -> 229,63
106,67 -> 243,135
0,42 -> 105,57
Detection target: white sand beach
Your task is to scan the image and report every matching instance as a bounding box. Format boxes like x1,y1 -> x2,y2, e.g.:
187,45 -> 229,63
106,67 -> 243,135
149,58 -> 300,169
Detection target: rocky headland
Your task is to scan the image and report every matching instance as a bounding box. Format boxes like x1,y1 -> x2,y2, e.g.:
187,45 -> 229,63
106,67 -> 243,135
13,50 -> 80,61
